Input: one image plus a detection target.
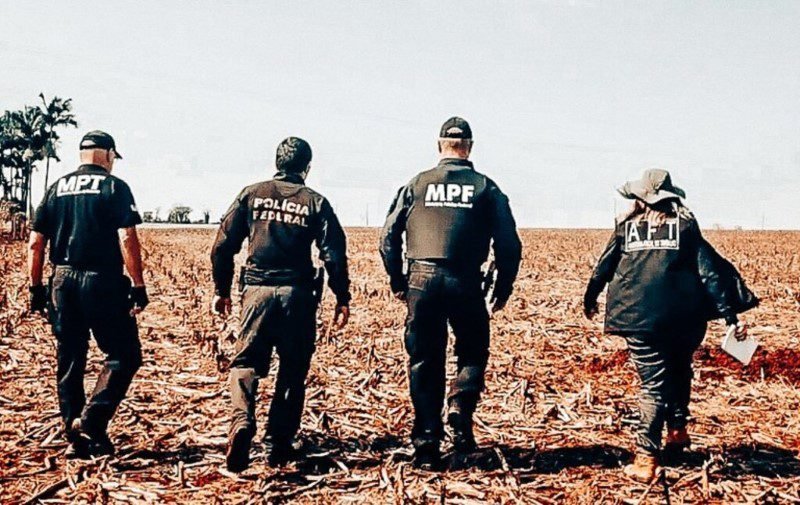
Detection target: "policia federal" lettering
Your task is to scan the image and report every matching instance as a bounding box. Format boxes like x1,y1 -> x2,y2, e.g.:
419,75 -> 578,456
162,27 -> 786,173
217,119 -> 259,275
252,197 -> 310,227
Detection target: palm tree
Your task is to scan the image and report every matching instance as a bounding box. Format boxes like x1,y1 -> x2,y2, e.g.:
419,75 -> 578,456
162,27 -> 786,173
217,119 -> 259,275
38,93 -> 77,192
0,95 -> 77,217
9,105 -> 46,215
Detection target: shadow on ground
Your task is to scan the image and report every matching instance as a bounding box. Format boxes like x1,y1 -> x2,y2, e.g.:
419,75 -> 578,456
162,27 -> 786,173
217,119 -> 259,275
664,442 -> 800,479
444,443 -> 633,474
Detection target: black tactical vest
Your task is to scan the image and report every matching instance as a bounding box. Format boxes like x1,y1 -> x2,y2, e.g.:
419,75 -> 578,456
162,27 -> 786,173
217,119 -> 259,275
406,160 -> 492,270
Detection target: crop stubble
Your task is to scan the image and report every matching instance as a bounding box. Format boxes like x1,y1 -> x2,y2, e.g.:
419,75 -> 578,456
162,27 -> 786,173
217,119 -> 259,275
1,228 -> 799,503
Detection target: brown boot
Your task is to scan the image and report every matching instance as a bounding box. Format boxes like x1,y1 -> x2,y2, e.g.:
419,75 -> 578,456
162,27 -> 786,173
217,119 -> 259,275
665,428 -> 691,452
623,453 -> 659,483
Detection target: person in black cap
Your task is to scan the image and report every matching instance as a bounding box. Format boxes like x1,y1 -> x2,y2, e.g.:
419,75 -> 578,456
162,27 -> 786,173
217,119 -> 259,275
583,169 -> 757,482
28,130 -> 149,459
211,136 -> 351,472
379,117 -> 522,469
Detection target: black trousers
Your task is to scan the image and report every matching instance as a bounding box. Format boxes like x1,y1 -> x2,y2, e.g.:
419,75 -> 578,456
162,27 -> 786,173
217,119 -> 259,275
404,262 -> 490,448
229,285 -> 317,444
50,266 -> 142,435
624,323 -> 707,455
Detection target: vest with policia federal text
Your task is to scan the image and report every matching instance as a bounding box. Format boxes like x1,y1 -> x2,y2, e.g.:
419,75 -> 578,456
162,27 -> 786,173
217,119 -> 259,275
211,171 -> 350,304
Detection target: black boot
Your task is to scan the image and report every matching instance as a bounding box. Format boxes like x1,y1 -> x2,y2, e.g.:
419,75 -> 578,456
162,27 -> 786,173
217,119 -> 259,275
64,421 -> 90,460
268,440 -> 293,467
447,409 -> 477,453
413,443 -> 441,471
78,419 -> 116,457
226,425 -> 255,472
87,432 -> 116,457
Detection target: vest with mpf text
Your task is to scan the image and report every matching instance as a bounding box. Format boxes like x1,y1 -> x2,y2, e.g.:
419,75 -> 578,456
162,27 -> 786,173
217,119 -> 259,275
406,162 -> 491,271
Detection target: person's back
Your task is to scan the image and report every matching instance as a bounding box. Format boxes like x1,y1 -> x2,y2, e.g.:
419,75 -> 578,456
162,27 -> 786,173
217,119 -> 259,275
379,117 -> 522,470
28,130 -> 148,460
583,169 -> 754,483
602,203 -> 707,333
403,160 -> 495,272
211,136 -> 350,472
40,165 -> 139,273
213,172 -> 341,286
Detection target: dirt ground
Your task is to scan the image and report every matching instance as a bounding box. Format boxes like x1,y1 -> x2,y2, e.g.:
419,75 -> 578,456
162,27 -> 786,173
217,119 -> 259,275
1,228 -> 799,504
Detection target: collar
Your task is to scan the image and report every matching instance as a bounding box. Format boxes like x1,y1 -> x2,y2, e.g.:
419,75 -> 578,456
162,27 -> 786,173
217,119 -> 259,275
437,158 -> 473,169
273,171 -> 306,185
78,164 -> 110,173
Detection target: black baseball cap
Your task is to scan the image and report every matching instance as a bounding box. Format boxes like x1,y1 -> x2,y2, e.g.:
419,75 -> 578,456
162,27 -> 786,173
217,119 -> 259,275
80,130 -> 122,159
439,116 -> 472,139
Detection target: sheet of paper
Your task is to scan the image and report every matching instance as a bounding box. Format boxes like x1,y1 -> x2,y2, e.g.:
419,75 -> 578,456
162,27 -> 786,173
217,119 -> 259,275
721,325 -> 758,366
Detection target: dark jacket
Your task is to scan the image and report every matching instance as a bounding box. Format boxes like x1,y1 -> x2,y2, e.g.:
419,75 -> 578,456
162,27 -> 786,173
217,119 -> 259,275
379,158 -> 522,302
699,239 -> 759,319
211,172 -> 350,305
585,210 -> 758,334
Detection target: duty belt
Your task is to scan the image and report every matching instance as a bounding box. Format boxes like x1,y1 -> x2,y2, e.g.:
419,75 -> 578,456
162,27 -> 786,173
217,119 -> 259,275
238,267 -> 314,291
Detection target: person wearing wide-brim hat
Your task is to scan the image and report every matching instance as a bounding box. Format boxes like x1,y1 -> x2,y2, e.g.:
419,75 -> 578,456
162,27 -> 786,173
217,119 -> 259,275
583,169 -> 757,482
617,168 -> 686,205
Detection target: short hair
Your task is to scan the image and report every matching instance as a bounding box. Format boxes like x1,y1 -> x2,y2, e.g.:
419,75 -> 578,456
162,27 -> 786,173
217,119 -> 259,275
276,137 -> 312,173
438,137 -> 473,153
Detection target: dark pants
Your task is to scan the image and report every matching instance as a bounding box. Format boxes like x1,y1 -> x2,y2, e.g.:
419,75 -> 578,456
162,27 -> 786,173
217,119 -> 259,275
50,266 -> 142,435
404,262 -> 490,449
229,285 -> 317,444
624,323 -> 707,455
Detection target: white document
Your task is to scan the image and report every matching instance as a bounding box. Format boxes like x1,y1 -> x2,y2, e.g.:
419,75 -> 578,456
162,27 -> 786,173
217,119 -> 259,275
721,324 -> 758,366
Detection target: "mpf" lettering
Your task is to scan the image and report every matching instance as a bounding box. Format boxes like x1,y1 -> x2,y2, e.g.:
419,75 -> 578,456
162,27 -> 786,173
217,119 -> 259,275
424,184 -> 475,208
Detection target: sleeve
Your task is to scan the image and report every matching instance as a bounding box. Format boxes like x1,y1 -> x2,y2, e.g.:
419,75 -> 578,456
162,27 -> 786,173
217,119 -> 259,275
30,189 -> 52,234
694,225 -> 737,324
109,179 -> 143,229
315,198 -> 351,306
584,230 -> 622,304
210,190 -> 250,297
379,184 -> 412,293
487,181 -> 523,303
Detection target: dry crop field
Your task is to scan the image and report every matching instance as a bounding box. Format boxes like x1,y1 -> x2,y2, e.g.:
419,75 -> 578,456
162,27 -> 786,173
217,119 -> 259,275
1,228 -> 800,504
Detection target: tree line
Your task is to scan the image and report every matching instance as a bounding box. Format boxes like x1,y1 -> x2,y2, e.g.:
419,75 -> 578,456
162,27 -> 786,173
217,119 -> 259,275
0,94 -> 77,221
142,206 -> 212,225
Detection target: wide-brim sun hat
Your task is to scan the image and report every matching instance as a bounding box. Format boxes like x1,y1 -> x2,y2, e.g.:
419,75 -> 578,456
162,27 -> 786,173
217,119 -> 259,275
617,169 -> 686,205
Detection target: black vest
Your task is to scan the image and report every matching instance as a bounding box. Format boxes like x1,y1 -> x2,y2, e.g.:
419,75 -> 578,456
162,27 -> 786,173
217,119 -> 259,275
406,160 -> 491,271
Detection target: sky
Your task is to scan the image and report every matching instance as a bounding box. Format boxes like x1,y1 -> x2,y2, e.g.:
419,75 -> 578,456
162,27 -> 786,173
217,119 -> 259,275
1,0 -> 799,228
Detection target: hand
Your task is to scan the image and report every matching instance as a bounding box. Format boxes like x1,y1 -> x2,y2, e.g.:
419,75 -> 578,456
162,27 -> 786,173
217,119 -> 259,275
212,295 -> 232,316
732,321 -> 748,341
393,291 -> 407,302
29,285 -> 48,316
129,285 -> 149,315
491,296 -> 507,313
333,304 -> 350,329
583,299 -> 599,320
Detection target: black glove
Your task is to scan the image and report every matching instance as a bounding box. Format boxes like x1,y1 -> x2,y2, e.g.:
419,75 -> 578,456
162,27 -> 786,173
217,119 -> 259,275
30,285 -> 48,315
390,276 -> 408,297
724,314 -> 738,326
130,285 -> 149,311
583,293 -> 599,319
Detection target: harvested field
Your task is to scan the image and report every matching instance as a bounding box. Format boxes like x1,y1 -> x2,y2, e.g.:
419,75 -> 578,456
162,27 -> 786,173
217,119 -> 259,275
1,228 -> 800,504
